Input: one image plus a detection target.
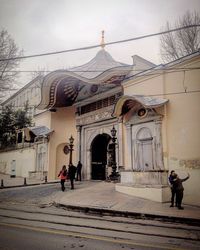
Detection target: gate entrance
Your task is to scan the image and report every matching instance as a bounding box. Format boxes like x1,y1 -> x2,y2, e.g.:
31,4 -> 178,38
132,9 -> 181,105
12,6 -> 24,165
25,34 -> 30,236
91,133 -> 111,180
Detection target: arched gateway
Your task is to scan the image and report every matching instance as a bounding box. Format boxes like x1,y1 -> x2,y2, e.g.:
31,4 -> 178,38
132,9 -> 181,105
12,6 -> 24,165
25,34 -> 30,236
37,40 -> 132,181
91,133 -> 111,180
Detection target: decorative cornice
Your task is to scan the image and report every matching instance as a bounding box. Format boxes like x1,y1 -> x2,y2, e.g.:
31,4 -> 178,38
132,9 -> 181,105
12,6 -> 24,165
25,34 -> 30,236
76,106 -> 114,126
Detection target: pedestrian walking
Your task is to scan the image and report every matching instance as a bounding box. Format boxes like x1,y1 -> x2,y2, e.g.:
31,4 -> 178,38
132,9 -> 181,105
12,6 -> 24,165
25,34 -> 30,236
173,173 -> 190,210
168,170 -> 177,207
76,161 -> 82,181
68,164 -> 76,189
58,165 -> 68,191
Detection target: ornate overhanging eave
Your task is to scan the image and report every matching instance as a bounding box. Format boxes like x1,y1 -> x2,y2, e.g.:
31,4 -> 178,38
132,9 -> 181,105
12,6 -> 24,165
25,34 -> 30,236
37,49 -> 132,110
112,95 -> 169,117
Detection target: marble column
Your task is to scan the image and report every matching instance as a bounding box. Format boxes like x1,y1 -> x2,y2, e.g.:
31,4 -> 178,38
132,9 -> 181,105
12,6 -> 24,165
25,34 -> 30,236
76,125 -> 82,162
117,117 -> 123,169
155,119 -> 164,169
125,124 -> 133,171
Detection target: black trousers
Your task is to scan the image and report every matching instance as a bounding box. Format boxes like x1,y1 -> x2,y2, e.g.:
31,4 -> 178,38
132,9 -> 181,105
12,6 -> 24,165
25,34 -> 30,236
171,188 -> 177,206
176,190 -> 184,208
60,179 -> 65,191
76,172 -> 81,181
70,178 -> 74,189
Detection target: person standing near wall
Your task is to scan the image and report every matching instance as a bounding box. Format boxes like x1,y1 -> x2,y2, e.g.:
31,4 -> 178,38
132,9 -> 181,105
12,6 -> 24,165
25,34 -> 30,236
58,165 -> 67,191
68,164 -> 76,189
173,173 -> 190,210
76,161 -> 82,181
168,170 -> 177,207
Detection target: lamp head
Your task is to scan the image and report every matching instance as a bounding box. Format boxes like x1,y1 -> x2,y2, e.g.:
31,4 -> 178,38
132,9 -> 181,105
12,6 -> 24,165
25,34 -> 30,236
111,126 -> 117,137
69,135 -> 74,145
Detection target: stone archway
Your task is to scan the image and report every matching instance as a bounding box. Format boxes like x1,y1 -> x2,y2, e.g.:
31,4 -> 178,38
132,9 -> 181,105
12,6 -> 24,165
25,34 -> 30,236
91,133 -> 111,180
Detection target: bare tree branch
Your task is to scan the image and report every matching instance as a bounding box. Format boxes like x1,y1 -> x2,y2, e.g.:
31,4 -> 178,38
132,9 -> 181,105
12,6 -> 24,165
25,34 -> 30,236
0,29 -> 23,102
160,11 -> 200,63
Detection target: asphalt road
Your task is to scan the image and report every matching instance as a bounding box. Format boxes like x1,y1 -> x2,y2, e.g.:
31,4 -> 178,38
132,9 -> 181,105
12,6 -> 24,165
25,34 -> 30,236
0,184 -> 200,250
0,223 -> 158,250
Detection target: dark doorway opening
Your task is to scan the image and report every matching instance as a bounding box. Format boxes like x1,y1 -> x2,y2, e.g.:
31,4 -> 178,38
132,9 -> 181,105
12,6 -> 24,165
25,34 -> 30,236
91,133 -> 111,180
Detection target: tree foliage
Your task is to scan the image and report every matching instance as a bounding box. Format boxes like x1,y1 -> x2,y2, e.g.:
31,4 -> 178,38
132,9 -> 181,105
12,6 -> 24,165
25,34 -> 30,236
14,101 -> 32,130
0,29 -> 23,102
0,105 -> 16,147
160,11 -> 200,62
0,102 -> 32,148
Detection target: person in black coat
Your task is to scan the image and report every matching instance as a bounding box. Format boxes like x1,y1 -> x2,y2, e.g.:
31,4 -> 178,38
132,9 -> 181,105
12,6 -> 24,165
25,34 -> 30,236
168,170 -> 177,207
173,173 -> 190,210
68,164 -> 77,189
76,161 -> 82,181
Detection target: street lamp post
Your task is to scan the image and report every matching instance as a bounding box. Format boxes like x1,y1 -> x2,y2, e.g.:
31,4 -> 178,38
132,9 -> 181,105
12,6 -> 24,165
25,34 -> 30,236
109,126 -> 119,181
69,135 -> 74,165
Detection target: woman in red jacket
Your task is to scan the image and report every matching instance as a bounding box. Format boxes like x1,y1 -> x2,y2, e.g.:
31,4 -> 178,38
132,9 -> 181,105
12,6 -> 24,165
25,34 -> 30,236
58,165 -> 68,191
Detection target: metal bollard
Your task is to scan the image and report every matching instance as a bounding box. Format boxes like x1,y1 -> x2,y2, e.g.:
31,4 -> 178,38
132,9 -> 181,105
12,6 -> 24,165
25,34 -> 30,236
24,177 -> 27,186
45,176 -> 47,183
1,179 -> 4,188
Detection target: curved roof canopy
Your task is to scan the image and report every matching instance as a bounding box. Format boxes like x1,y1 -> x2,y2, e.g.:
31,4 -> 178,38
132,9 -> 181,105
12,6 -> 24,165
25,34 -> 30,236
38,49 -> 132,110
113,95 -> 169,117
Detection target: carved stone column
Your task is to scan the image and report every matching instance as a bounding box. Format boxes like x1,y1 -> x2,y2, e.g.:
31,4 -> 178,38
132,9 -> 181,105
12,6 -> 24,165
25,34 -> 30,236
125,124 -> 133,171
76,125 -> 82,162
117,117 -> 123,169
155,119 -> 164,169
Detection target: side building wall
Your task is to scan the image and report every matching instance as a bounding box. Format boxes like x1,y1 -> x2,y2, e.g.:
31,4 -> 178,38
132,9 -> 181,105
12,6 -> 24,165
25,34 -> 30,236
122,56 -> 200,205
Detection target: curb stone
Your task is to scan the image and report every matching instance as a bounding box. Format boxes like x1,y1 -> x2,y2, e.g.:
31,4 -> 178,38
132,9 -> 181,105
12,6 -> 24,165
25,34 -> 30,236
0,181 -> 60,189
55,203 -> 200,226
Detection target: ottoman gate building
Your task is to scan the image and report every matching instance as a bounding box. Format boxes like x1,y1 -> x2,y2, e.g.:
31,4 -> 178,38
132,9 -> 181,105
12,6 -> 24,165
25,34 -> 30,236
36,36 -> 172,202
37,40 -> 134,181
35,36 -> 200,203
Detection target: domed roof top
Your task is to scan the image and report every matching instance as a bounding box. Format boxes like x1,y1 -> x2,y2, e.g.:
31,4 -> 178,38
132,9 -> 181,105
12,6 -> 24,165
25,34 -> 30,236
38,48 -> 132,110
70,49 -> 128,79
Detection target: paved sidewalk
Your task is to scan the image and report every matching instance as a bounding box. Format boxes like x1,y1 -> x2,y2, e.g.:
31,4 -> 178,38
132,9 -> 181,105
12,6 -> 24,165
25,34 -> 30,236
1,174 -> 200,223
54,181 -> 200,223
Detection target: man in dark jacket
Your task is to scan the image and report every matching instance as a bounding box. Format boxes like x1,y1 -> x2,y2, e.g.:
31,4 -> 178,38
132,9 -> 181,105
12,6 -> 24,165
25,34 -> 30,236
68,164 -> 76,189
168,170 -> 177,207
173,173 -> 190,210
76,161 -> 82,181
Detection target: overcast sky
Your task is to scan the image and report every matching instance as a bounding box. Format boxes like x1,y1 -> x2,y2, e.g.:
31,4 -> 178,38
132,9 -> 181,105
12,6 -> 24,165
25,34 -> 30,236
0,0 -> 200,87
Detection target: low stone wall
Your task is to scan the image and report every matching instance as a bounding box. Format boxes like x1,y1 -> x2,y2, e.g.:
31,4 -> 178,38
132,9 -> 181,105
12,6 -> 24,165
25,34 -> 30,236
0,147 -> 36,177
29,171 -> 48,180
118,168 -> 200,205
118,170 -> 170,202
116,183 -> 170,202
120,170 -> 168,186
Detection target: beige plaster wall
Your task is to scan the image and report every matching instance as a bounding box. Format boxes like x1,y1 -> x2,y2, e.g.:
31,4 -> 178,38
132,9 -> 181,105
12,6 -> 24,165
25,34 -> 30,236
48,106 -> 77,179
124,73 -> 164,97
55,143 -> 68,177
34,110 -> 51,128
0,147 -> 35,177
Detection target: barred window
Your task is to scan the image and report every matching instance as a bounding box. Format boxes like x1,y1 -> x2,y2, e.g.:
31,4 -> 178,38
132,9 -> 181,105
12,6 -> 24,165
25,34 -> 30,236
80,95 -> 117,115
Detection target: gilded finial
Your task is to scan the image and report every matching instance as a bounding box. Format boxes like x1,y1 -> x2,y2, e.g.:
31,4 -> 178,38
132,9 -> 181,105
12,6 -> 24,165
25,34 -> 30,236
100,30 -> 105,49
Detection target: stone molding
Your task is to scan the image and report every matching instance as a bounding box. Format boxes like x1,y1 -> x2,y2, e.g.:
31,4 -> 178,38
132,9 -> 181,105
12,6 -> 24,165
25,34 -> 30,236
76,106 -> 114,126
